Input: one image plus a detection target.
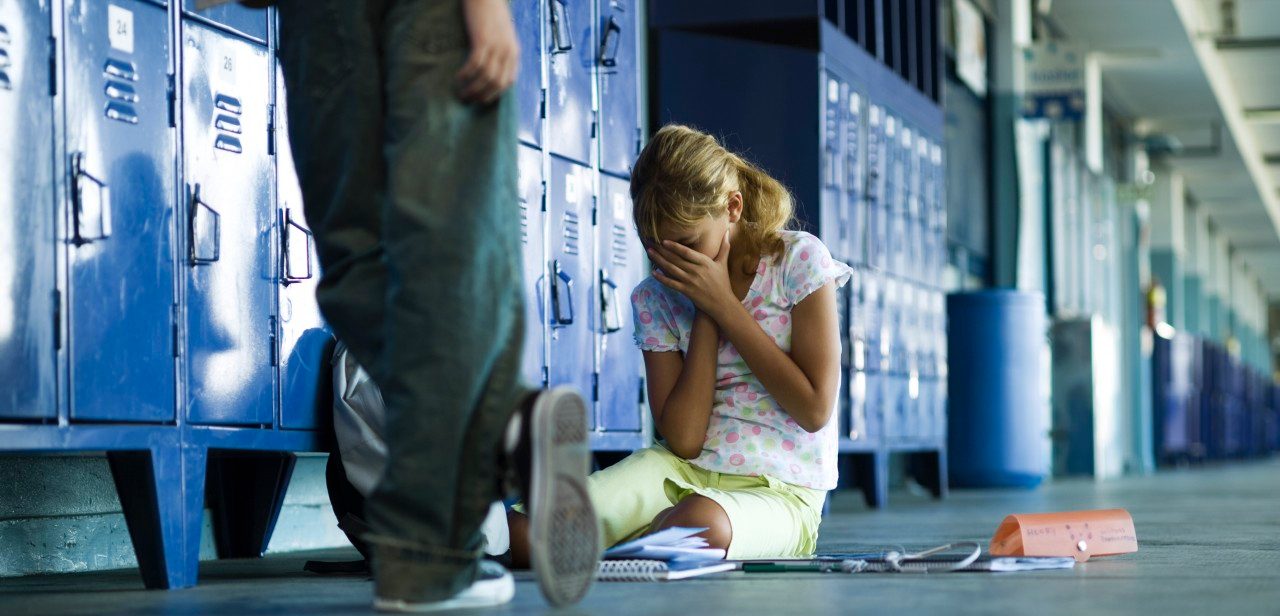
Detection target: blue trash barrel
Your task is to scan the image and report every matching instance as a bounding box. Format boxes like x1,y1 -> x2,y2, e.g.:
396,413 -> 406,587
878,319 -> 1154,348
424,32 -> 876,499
947,290 -> 1048,488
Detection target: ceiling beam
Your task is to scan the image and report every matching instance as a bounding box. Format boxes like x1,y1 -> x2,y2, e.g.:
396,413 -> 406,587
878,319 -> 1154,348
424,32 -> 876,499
1175,0 -> 1280,256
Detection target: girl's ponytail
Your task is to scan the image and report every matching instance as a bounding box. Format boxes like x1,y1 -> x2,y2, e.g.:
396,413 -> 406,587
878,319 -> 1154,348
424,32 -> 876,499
730,155 -> 794,258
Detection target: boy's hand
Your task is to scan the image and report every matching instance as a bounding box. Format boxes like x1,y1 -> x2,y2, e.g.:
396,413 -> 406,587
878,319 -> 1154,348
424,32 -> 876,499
457,0 -> 520,104
648,231 -> 738,321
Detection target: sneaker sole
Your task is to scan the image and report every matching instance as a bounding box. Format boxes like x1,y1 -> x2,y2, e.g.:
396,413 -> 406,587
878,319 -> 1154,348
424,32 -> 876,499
527,387 -> 600,607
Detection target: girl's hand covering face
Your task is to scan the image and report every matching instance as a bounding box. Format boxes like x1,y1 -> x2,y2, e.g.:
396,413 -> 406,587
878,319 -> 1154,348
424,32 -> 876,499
647,231 -> 737,319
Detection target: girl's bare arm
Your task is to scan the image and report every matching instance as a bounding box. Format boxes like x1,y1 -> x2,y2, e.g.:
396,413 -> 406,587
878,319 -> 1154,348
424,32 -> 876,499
642,312 -> 720,459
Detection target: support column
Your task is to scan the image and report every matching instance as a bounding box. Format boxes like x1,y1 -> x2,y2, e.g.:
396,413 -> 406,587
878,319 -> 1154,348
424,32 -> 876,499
1149,170 -> 1186,330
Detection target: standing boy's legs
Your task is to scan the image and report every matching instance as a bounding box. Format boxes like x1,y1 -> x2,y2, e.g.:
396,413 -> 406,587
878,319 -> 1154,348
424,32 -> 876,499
365,0 -> 524,600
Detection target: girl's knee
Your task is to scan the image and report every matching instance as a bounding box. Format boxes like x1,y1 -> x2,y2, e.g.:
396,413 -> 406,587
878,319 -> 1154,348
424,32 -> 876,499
651,495 -> 732,551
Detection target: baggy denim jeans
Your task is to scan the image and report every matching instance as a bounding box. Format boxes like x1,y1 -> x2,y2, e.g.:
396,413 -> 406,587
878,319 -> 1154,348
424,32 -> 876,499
277,0 -> 528,600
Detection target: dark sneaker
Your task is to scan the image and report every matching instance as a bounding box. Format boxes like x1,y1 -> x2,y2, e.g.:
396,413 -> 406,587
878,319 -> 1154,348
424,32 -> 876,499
373,559 -> 514,613
504,387 -> 600,607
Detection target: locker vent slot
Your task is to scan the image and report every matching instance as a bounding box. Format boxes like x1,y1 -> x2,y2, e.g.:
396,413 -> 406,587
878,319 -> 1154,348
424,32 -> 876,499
102,59 -> 140,124
562,210 -> 580,256
0,25 -> 11,91
213,92 -> 243,154
519,198 -> 531,246
610,223 -> 628,268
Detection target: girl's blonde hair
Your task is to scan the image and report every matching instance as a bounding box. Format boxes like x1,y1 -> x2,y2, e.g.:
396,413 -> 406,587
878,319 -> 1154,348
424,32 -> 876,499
630,124 -> 794,258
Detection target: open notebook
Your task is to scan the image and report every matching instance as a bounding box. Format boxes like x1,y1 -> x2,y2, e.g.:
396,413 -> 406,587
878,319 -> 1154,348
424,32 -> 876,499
598,559 -> 737,582
599,527 -> 733,581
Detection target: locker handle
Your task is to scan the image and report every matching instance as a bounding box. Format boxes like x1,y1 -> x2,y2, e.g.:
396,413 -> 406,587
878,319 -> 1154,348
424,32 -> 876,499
551,260 -> 575,326
282,208 -> 314,284
550,0 -> 574,53
71,152 -> 112,245
599,16 -> 622,67
189,184 -> 222,265
599,270 -> 622,334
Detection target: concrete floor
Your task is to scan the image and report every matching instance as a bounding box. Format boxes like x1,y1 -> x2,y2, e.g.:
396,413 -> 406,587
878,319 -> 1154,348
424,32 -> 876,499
2,459 -> 1278,615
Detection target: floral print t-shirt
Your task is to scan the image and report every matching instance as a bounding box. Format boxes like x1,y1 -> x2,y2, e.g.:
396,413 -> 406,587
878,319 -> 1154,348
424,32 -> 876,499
631,230 -> 852,490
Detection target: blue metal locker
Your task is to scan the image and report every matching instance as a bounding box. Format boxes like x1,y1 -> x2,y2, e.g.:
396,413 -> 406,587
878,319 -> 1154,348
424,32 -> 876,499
865,103 -> 887,270
886,120 -> 907,277
844,88 -> 865,266
596,0 -> 639,177
0,0 -> 57,419
182,20 -> 276,425
546,0 -> 594,166
514,0 -> 544,148
820,71 -> 845,262
64,0 -> 176,422
518,144 -> 548,388
275,64 -> 332,430
595,173 -> 644,433
546,156 -> 594,412
182,0 -> 268,42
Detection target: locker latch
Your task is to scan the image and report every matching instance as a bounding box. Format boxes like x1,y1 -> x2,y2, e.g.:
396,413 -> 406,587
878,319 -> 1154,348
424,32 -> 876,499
71,152 -> 112,246
550,0 -> 573,54
189,184 -> 222,264
599,270 -> 622,333
281,208 -> 314,284
551,259 -> 575,326
598,16 -> 622,68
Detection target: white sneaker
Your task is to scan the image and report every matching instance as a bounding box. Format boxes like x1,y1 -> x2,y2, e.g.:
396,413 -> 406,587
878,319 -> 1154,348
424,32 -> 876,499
505,387 -> 601,607
373,560 -> 515,613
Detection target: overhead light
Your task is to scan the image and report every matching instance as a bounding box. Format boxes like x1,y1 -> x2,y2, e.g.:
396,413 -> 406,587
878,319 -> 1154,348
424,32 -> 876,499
1243,107 -> 1280,124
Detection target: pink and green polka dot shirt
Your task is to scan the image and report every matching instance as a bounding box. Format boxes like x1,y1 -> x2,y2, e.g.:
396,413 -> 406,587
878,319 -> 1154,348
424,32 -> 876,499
631,230 -> 852,490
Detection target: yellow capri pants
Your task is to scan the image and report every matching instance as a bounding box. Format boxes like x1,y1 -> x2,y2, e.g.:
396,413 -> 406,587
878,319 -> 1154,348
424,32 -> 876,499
588,445 -> 827,559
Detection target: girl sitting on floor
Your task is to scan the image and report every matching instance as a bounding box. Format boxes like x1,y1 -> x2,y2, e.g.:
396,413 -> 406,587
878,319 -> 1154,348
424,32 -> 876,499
511,124 -> 851,560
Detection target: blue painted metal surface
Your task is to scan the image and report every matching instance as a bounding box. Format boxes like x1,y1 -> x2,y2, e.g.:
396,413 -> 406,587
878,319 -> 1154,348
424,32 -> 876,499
947,291 -> 1048,488
844,86 -> 866,266
518,144 -> 548,388
182,0 -> 269,43
596,0 -> 638,177
594,173 -> 643,436
514,0 -> 543,148
274,64 -> 332,430
181,20 -> 276,426
0,0 -> 57,420
820,70 -> 846,262
64,0 -> 177,422
546,156 -> 595,417
546,0 -> 595,166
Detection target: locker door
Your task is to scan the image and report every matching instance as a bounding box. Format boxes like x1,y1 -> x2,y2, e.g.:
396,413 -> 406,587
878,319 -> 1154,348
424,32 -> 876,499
514,0 -> 544,148
0,1 -> 57,419
845,89 -> 865,266
819,71 -> 844,261
887,121 -> 907,277
596,0 -> 638,177
546,157 -> 594,413
595,173 -> 643,432
182,0 -> 268,43
276,64 -> 332,430
865,104 -> 887,271
546,0 -> 594,165
64,0 -> 176,422
518,144 -> 548,388
182,22 -> 276,425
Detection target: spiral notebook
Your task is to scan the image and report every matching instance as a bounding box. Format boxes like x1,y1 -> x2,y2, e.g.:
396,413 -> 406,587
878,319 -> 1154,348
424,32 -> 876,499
597,559 -> 738,582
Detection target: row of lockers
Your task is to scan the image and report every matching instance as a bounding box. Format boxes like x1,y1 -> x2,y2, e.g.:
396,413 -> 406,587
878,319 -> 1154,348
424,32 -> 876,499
1153,334 -> 1280,461
652,10 -> 950,455
0,1 -> 328,429
513,0 -> 649,450
844,268 -> 947,444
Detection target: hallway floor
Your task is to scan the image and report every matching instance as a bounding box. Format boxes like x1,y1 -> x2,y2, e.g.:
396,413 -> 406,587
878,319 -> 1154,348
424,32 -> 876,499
3,459 -> 1278,615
